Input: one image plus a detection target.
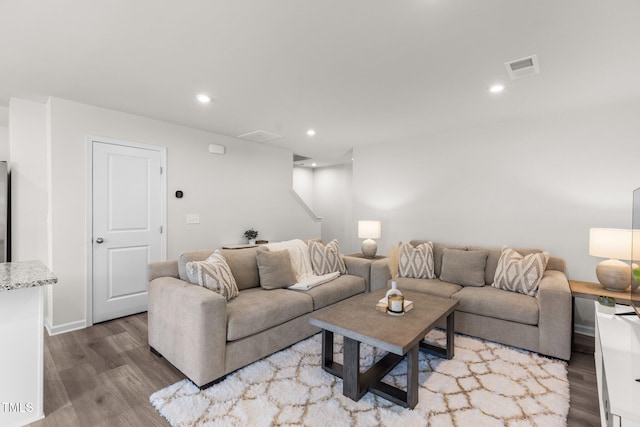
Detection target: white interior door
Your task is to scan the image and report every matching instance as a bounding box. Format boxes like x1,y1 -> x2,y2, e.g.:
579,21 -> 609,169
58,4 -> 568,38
92,140 -> 164,323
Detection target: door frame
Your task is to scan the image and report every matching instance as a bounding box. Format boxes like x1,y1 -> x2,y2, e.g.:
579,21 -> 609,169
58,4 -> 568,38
85,135 -> 167,328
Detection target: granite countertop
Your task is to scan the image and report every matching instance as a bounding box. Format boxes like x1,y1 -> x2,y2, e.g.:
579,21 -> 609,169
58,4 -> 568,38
0,260 -> 58,292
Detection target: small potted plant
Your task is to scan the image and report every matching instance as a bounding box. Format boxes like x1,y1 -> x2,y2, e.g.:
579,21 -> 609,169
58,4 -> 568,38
244,228 -> 259,245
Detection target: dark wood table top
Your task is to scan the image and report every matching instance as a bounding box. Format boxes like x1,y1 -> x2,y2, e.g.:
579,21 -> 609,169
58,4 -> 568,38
309,288 -> 458,355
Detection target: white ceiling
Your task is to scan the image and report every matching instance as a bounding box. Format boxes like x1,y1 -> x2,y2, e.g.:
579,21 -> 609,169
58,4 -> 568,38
1,1 -> 639,163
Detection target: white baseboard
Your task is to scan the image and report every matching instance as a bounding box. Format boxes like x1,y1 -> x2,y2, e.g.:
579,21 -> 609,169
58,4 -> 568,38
44,319 -> 86,336
574,324 -> 595,337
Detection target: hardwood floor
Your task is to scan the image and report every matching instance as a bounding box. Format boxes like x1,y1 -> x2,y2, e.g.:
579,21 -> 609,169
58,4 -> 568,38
29,313 -> 601,426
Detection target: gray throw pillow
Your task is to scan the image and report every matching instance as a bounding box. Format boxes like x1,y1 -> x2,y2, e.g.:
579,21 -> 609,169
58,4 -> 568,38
398,241 -> 435,279
185,250 -> 240,300
256,249 -> 298,289
439,248 -> 488,287
492,247 -> 550,296
309,239 -> 347,275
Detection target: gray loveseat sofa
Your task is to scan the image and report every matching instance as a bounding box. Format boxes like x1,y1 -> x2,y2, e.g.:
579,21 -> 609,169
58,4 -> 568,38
148,246 -> 372,388
371,241 -> 572,361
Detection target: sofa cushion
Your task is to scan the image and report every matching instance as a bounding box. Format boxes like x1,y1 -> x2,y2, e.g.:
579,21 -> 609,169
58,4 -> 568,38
492,248 -> 550,296
185,251 -> 239,301
410,240 -> 467,278
451,286 -> 539,326
395,277 -> 462,298
300,274 -> 365,310
468,245 -> 563,284
398,241 -> 435,279
219,247 -> 262,290
256,249 -> 297,290
179,250 -> 214,282
309,239 -> 347,275
440,249 -> 488,287
226,288 -> 313,341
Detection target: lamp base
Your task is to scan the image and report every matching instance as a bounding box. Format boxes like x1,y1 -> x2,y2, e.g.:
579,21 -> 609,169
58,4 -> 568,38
596,258 -> 631,292
361,239 -> 377,258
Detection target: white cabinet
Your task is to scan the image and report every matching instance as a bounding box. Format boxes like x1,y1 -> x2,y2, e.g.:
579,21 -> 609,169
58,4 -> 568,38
0,261 -> 56,427
595,302 -> 640,427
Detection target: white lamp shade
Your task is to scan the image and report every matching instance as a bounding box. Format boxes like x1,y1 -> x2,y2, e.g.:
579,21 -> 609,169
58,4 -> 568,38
358,220 -> 381,239
589,228 -> 632,260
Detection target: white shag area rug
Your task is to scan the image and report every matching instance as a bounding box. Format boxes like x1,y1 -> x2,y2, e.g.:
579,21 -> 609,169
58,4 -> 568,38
150,330 -> 569,427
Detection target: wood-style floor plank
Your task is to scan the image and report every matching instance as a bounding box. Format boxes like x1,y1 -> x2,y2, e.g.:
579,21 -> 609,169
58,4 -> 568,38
28,312 -> 602,426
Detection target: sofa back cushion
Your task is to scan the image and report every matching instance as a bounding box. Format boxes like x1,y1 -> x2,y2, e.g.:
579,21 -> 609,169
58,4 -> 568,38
185,251 -> 240,300
398,241 -> 435,279
409,240 -> 566,286
410,240 -> 466,278
439,248 -> 488,287
179,247 -> 261,290
469,245 -> 566,285
179,250 -> 214,281
256,249 -> 298,289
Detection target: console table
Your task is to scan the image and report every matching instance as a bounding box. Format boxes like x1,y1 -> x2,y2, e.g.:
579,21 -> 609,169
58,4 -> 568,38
595,301 -> 640,427
0,261 -> 57,427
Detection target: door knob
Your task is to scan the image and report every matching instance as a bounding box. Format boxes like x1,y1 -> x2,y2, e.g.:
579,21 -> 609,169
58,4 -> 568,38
96,237 -> 104,244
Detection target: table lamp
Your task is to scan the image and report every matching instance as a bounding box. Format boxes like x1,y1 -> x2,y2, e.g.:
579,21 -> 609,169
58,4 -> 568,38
358,220 -> 381,258
589,228 -> 632,292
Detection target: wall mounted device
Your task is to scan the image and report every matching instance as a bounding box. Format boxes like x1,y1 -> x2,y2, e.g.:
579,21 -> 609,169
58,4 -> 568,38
175,191 -> 183,199
209,144 -> 226,155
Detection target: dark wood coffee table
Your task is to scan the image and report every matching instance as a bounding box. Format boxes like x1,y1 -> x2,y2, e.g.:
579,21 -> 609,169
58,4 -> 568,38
309,288 -> 458,409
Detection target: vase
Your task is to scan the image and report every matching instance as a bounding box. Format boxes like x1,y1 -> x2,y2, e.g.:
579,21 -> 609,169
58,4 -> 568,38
248,239 -> 256,245
386,280 -> 404,314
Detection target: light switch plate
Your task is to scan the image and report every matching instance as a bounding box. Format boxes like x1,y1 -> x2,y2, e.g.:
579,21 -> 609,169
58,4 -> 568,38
186,214 -> 200,224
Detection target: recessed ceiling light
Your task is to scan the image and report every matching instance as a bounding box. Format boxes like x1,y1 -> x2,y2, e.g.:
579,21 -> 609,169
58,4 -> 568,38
311,163 -> 317,167
196,94 -> 211,104
306,129 -> 316,136
489,84 -> 505,93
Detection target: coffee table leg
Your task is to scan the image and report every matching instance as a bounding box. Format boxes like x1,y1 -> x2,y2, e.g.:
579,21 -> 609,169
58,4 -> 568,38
406,345 -> 419,409
419,311 -> 456,359
445,310 -> 455,359
343,337 -> 360,400
322,330 -> 334,368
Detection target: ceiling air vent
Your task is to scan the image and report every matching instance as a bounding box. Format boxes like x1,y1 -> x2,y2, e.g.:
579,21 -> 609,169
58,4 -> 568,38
293,154 -> 311,162
237,130 -> 283,143
504,54 -> 540,80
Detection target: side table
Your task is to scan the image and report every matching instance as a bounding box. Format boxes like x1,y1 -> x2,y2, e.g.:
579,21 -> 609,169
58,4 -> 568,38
347,253 -> 386,260
569,280 -> 632,354
569,280 -> 631,306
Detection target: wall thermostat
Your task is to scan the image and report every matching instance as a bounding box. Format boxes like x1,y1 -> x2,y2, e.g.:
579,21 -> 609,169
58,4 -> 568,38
209,144 -> 226,155
175,191 -> 183,198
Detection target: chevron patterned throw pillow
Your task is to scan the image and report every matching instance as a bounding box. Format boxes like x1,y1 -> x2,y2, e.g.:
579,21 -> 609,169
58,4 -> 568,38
309,239 -> 347,275
492,248 -> 549,296
186,250 -> 240,300
398,241 -> 435,279
309,239 -> 347,276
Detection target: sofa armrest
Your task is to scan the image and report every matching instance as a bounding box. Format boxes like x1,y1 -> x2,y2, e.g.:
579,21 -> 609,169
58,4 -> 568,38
343,256 -> 373,292
148,277 -> 228,386
536,270 -> 572,360
370,258 -> 392,292
148,260 -> 179,281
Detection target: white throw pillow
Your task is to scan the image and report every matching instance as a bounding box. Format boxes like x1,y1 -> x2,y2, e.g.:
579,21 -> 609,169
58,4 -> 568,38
309,239 -> 347,275
492,247 -> 549,296
398,241 -> 435,279
186,250 -> 239,300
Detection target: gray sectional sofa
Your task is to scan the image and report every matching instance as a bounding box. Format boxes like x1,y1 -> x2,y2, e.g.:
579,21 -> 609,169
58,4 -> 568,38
147,246 -> 372,388
371,240 -> 572,360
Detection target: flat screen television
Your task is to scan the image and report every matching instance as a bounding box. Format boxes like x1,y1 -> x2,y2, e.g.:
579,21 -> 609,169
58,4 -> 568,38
631,187 -> 640,317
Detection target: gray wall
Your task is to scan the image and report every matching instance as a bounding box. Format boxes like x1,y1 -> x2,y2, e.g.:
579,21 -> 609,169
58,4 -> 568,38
314,163 -> 356,255
321,100 -> 640,334
10,97 -> 320,332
